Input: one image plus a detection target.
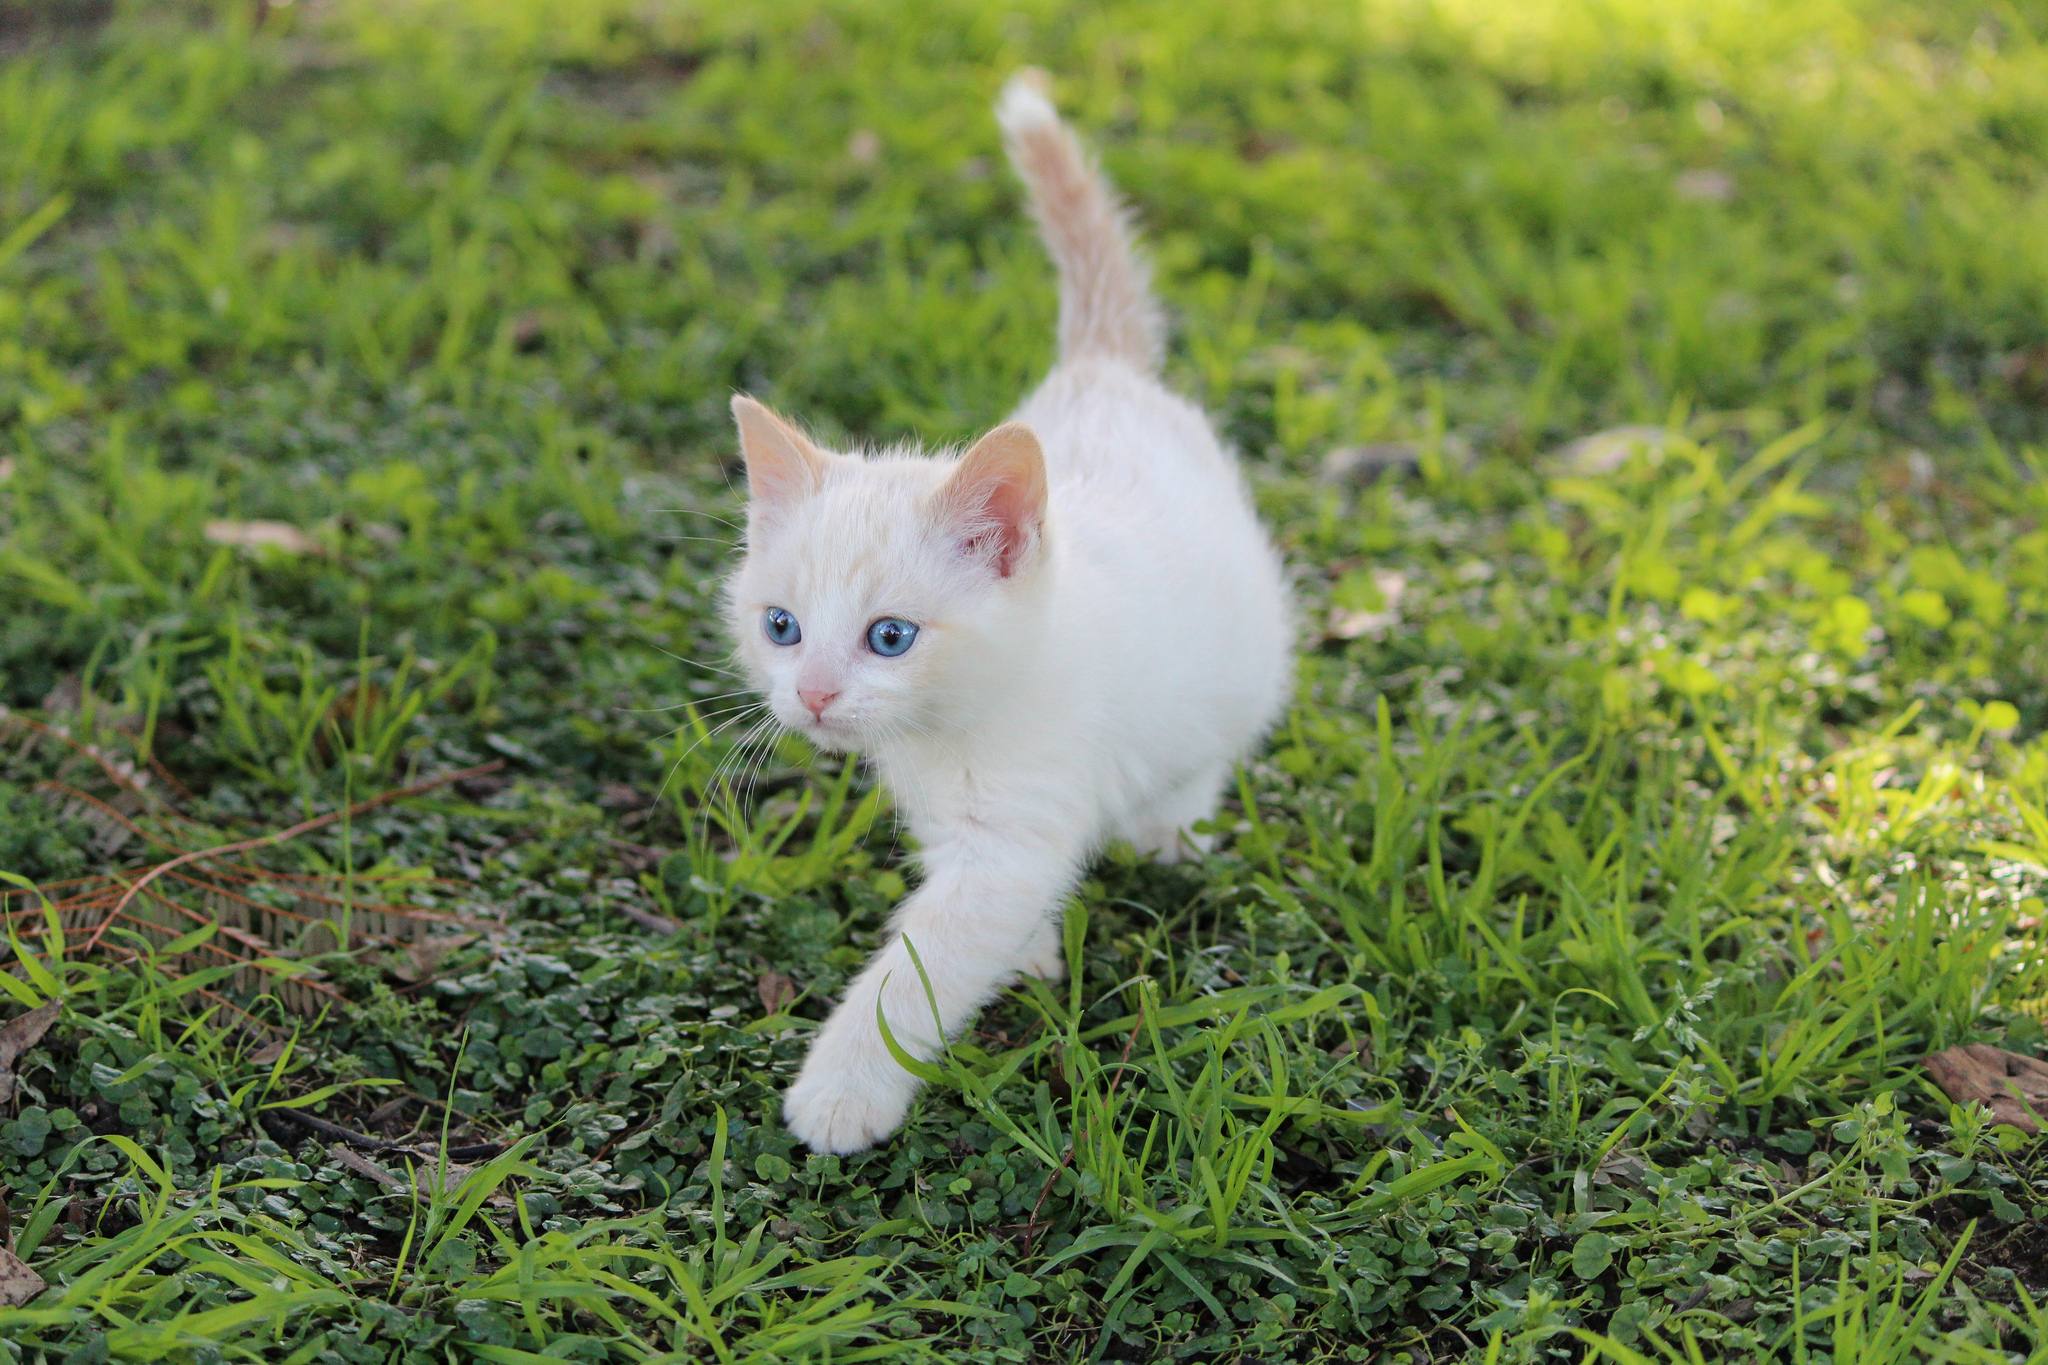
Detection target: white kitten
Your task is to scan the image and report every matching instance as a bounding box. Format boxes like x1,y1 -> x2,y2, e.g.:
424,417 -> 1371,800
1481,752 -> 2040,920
725,73 -> 1292,1153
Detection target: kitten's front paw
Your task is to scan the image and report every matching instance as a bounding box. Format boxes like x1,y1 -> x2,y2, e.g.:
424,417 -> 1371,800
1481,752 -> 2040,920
784,1062 -> 916,1154
1015,935 -> 1067,983
1130,825 -> 1212,865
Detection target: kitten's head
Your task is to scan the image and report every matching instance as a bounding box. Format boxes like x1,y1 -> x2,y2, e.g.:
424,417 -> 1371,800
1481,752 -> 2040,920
725,396 -> 1049,751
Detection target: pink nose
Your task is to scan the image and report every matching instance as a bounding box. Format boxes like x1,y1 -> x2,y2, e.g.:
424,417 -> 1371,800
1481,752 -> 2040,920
799,688 -> 839,720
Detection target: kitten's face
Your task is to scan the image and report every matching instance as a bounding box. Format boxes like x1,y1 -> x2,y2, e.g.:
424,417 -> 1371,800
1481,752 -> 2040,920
732,463 -> 967,750
726,398 -> 1046,752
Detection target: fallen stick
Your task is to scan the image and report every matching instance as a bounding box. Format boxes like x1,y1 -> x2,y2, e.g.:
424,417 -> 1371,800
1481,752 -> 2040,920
279,1109 -> 503,1162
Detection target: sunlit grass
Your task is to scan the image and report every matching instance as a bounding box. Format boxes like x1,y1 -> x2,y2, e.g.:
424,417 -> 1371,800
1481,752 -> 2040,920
4,1 -> 2048,1361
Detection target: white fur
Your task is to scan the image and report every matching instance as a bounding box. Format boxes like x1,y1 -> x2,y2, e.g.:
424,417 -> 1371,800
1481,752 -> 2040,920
725,75 -> 1293,1153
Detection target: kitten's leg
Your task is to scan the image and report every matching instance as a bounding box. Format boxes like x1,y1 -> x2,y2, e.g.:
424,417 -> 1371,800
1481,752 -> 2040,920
1013,912 -> 1068,983
1121,765 -> 1227,865
784,825 -> 1081,1154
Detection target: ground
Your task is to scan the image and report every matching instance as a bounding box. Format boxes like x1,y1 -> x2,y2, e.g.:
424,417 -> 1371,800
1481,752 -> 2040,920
4,1 -> 2048,1361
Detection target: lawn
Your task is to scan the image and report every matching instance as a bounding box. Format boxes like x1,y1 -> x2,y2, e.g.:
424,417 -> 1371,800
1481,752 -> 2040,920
5,0 -> 2048,1360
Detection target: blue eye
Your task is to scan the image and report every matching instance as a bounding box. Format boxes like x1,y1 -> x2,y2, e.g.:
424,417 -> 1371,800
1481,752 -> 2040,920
763,608 -> 801,646
866,618 -> 919,657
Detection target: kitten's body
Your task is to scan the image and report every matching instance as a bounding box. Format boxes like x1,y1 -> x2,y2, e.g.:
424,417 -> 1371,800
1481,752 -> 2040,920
727,76 -> 1291,1152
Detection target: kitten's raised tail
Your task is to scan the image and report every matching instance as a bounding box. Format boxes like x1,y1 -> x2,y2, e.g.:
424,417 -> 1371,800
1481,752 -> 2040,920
997,71 -> 1163,375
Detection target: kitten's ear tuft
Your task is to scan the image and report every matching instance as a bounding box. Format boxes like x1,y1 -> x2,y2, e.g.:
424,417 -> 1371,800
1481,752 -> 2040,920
934,423 -> 1048,578
732,395 -> 828,512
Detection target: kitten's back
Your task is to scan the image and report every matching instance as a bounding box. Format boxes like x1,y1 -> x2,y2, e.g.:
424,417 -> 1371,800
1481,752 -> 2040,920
991,79 -> 1291,796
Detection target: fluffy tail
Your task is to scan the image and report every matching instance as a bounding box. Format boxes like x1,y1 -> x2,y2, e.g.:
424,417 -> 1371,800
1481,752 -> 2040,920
996,71 -> 1163,374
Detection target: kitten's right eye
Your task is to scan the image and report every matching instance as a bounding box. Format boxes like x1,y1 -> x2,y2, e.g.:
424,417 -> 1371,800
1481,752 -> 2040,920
763,608 -> 801,646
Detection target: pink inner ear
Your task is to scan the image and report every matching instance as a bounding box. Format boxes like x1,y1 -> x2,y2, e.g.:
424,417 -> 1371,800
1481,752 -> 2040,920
938,423 -> 1047,578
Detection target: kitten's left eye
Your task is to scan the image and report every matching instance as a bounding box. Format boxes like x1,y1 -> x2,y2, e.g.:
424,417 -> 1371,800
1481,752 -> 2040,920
763,608 -> 801,646
866,618 -> 919,657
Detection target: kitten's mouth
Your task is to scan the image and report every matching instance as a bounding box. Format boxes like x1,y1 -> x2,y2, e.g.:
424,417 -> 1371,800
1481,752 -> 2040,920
803,715 -> 858,750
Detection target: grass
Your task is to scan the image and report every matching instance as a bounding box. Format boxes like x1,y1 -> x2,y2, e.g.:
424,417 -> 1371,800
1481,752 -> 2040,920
6,0 -> 2048,1359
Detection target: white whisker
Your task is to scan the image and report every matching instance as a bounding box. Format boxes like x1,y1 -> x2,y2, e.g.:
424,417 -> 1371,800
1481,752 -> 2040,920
651,702 -> 770,812
617,692 -> 757,716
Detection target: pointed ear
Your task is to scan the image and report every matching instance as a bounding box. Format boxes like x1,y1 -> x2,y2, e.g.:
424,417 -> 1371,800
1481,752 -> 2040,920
933,423 -> 1048,578
732,395 -> 829,513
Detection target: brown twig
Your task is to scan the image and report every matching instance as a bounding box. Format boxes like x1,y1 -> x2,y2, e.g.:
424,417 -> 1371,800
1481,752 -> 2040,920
2,712 -> 166,811
145,753 -> 201,808
327,1144 -> 408,1189
190,987 -> 288,1041
83,761 -> 503,953
617,903 -> 683,934
279,1108 -> 502,1162
278,1108 -> 415,1152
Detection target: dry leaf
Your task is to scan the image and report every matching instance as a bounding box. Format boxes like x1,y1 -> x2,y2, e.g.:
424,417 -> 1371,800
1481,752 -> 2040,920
1592,1150 -> 1651,1190
597,782 -> 647,809
388,934 -> 476,984
1674,168 -> 1735,203
412,1159 -> 473,1198
1921,1044 -> 2048,1134
1320,435 -> 1473,484
1326,569 -> 1407,642
327,1142 -> 471,1197
0,1247 -> 44,1308
1329,1036 -> 1370,1066
758,972 -> 798,1016
367,1094 -> 412,1128
39,674 -> 82,716
1549,425 -> 1671,476
248,1038 -> 290,1066
1319,442 -> 1419,484
0,1000 -> 60,1106
203,519 -> 316,554
617,904 -> 681,934
329,1144 -> 405,1190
